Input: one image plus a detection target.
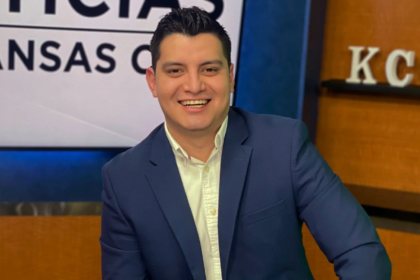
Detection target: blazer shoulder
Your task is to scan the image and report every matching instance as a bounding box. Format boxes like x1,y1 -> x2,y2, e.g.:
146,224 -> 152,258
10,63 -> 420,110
103,123 -> 163,176
232,107 -> 301,135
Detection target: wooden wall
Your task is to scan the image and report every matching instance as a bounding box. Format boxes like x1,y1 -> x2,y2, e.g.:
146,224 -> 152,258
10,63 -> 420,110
318,0 -> 420,194
0,217 -> 101,280
2,218 -> 419,280
310,0 -> 420,279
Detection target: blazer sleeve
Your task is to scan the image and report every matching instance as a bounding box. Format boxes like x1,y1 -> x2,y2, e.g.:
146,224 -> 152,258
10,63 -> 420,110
100,165 -> 149,280
290,121 -> 392,280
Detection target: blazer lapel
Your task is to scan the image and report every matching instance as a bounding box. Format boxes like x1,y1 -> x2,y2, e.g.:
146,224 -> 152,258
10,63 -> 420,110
219,109 -> 253,280
145,126 -> 206,280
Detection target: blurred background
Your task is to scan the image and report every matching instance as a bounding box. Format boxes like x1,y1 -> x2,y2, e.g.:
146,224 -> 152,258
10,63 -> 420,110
1,0 -> 419,279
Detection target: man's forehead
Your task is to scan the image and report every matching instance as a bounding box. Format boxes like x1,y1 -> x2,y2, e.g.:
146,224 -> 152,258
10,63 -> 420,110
159,33 -> 224,57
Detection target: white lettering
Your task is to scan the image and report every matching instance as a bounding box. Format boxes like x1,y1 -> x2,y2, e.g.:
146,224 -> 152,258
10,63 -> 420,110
346,46 -> 380,85
385,49 -> 415,88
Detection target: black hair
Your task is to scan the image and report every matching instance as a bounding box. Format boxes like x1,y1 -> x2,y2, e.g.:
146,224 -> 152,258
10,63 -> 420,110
150,6 -> 231,71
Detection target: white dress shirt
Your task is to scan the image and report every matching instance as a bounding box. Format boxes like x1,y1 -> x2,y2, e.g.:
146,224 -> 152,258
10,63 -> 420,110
164,116 -> 228,280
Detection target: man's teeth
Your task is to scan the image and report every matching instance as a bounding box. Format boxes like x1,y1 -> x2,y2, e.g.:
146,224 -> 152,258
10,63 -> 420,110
180,100 -> 209,107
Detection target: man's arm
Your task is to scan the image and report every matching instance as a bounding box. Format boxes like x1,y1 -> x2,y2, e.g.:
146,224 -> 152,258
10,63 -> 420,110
290,121 -> 392,279
100,165 -> 149,280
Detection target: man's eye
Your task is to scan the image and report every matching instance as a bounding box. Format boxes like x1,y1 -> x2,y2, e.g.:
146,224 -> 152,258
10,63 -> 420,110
168,69 -> 180,74
205,68 -> 218,73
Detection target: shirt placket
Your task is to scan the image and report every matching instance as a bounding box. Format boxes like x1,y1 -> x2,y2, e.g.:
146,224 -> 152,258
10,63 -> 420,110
202,152 -> 222,279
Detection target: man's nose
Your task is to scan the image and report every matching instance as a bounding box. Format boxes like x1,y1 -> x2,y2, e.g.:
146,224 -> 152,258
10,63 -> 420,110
183,73 -> 205,94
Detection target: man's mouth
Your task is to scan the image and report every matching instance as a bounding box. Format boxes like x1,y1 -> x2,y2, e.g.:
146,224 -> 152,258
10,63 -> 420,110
179,99 -> 210,108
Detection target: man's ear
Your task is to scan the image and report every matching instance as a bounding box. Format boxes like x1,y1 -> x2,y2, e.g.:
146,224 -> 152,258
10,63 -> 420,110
229,63 -> 235,93
146,67 -> 158,98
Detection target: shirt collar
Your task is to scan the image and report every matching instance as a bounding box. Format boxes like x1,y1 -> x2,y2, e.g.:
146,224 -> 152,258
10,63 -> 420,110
164,115 -> 229,161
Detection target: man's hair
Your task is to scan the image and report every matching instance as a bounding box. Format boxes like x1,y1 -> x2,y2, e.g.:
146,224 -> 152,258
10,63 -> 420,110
150,6 -> 232,71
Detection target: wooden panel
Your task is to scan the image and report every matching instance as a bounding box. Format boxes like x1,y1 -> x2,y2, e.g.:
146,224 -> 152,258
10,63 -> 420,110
1,217 -> 419,279
312,1 -> 420,277
303,225 -> 420,279
0,217 -> 101,280
321,0 -> 420,84
317,0 -> 420,194
377,228 -> 420,279
316,90 -> 420,193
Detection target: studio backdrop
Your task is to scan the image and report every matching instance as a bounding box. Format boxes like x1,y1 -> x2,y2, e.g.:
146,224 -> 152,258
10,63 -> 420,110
0,0 -> 244,147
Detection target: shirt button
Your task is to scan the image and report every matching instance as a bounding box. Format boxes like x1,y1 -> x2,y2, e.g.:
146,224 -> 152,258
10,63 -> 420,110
205,166 -> 210,173
210,208 -> 217,216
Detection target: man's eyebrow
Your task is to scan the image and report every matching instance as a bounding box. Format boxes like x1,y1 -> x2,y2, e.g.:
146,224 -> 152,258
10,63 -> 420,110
200,60 -> 224,67
161,60 -> 224,69
161,62 -> 184,68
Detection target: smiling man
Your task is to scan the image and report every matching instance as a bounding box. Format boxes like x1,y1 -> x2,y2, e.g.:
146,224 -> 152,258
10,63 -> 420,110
146,31 -> 233,163
100,7 -> 391,280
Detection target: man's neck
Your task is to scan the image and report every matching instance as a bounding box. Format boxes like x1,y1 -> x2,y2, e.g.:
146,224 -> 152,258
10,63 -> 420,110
166,122 -> 221,163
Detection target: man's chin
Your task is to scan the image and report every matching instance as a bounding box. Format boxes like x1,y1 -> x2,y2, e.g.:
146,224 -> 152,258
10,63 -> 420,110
182,125 -> 211,132
180,120 -> 214,133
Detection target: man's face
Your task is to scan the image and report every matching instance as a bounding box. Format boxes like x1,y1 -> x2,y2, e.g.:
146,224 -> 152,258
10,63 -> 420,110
146,33 -> 234,135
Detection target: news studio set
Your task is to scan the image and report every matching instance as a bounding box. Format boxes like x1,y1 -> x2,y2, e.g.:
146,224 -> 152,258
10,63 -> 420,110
0,1 -> 418,279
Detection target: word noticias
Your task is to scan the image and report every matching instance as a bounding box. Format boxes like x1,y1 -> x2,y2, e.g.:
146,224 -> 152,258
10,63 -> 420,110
346,46 -> 415,87
8,0 -> 224,19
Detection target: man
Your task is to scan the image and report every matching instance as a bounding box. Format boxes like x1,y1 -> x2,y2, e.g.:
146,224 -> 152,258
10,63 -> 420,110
100,7 -> 391,280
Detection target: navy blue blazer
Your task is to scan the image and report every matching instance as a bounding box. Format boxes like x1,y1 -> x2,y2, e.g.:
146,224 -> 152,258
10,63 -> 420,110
100,107 -> 391,280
